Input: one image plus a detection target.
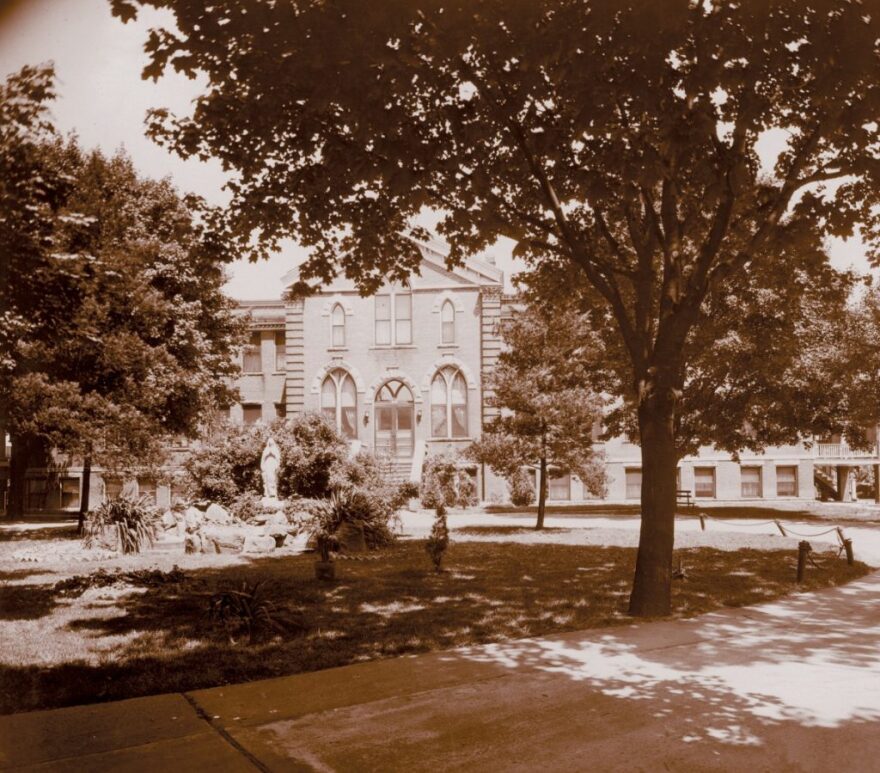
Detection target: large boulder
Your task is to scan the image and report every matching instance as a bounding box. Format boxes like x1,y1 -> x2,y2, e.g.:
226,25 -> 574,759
203,526 -> 245,554
185,533 -> 203,554
336,520 -> 367,553
205,503 -> 233,525
160,510 -> 177,531
243,534 -> 276,553
184,507 -> 205,533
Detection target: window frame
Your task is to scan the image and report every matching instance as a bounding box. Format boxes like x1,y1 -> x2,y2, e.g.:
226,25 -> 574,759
694,466 -> 717,499
331,304 -> 346,348
274,330 -> 286,371
242,404 -> 262,425
374,286 -> 413,346
430,366 -> 468,439
321,368 -> 358,440
776,465 -> 798,497
740,465 -> 763,498
625,467 -> 642,500
242,332 -> 263,374
440,299 -> 455,344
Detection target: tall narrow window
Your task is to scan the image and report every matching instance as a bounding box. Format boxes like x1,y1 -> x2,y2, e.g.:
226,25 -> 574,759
321,368 -> 358,439
375,295 -> 391,345
694,467 -> 716,498
430,367 -> 468,438
395,289 -> 412,344
243,332 -> 262,373
625,468 -> 642,499
60,477 -> 80,510
776,465 -> 798,496
741,466 -> 762,498
274,331 -> 285,371
331,304 -> 346,347
441,299 -> 455,343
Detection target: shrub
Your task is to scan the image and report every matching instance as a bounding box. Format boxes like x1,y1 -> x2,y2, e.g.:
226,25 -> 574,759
421,453 -> 478,508
83,496 -> 159,554
314,486 -> 396,548
424,483 -> 449,571
183,413 -> 350,503
228,491 -> 263,523
508,468 -> 536,506
207,579 -> 287,644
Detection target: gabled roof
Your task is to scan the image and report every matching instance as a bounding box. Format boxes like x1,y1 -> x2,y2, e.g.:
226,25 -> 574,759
281,234 -> 503,293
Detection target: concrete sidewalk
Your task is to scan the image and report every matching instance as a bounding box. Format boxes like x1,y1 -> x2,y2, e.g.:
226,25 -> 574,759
3,572 -> 880,772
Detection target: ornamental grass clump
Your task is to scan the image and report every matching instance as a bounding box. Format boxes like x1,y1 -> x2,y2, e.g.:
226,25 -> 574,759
83,496 -> 159,554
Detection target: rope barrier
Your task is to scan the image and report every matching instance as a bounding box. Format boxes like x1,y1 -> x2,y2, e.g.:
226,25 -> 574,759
685,512 -> 847,540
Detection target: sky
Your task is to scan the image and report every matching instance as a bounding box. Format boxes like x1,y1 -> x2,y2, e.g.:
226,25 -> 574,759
0,0 -> 871,299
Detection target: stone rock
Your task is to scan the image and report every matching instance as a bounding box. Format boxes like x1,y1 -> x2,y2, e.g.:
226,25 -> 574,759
160,510 -> 178,530
261,495 -> 283,510
253,513 -> 269,525
185,533 -> 203,554
205,503 -> 232,525
184,507 -> 205,532
243,534 -> 276,553
203,526 -> 245,554
335,520 -> 367,553
287,532 -> 310,553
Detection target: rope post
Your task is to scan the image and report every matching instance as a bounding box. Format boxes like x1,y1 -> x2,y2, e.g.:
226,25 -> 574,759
797,541 -> 812,583
698,513 -> 706,531
844,538 -> 854,566
775,520 -> 787,537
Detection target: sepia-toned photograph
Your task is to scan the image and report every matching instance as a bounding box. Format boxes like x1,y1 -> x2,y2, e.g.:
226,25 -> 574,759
1,1 -> 879,769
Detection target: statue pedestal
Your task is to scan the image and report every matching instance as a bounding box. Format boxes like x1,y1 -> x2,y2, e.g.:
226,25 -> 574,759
261,496 -> 283,510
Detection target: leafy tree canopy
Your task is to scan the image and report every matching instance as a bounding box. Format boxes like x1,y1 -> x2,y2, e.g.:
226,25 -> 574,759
2,66 -> 245,494
111,0 -> 880,614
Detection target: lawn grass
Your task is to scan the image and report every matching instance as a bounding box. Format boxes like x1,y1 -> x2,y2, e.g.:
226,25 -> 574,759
0,539 -> 869,715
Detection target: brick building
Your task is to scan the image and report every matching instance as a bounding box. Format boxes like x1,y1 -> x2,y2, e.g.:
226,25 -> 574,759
2,239 -> 878,514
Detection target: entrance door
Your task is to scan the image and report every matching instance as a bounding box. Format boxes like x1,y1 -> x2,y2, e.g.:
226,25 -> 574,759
374,380 -> 414,461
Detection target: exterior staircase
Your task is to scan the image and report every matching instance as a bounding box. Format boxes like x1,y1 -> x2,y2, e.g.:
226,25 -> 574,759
814,466 -> 839,501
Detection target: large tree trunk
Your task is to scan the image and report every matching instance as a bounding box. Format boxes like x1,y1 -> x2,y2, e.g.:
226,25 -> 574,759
536,453 -> 548,530
628,378 -> 679,617
77,455 -> 92,534
7,434 -> 30,519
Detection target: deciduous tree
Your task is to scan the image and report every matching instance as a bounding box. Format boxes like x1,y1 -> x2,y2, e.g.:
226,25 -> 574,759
114,0 -> 880,614
466,304 -> 606,529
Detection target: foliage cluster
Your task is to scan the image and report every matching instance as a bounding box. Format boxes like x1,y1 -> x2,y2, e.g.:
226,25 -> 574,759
507,468 -> 536,507
186,415 -> 408,547
207,579 -> 288,644
184,414 -> 350,504
420,453 -> 479,509
83,496 -> 159,554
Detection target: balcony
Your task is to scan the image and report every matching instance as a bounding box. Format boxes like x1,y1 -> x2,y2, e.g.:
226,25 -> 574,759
815,443 -> 880,460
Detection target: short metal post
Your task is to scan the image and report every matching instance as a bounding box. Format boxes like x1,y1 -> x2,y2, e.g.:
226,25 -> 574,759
775,520 -> 787,537
699,513 -> 706,531
844,538 -> 854,566
797,541 -> 812,583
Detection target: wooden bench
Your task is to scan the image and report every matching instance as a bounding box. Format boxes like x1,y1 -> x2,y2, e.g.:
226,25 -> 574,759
676,490 -> 695,510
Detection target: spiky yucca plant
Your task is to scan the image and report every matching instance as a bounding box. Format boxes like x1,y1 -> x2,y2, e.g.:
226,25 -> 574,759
83,495 -> 159,554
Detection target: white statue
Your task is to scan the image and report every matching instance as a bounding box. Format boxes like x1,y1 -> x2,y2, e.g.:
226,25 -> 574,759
260,437 -> 281,500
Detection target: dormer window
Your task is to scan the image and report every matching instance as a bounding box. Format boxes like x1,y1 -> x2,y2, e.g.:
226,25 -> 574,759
441,299 -> 455,343
331,303 -> 346,347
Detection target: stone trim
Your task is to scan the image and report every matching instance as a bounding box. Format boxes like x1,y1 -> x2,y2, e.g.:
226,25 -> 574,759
309,360 -> 367,395
421,356 -> 479,392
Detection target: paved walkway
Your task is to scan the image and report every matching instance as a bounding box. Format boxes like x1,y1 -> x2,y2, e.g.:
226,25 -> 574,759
3,566 -> 880,772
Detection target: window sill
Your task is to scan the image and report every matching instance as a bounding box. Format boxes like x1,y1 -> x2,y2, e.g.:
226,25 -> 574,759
369,345 -> 418,350
428,436 -> 474,442
326,347 -> 348,353
437,344 -> 458,349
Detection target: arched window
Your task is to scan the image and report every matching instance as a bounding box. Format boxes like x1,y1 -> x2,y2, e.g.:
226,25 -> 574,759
441,299 -> 455,344
321,368 -> 357,439
431,367 -> 468,438
331,304 -> 346,347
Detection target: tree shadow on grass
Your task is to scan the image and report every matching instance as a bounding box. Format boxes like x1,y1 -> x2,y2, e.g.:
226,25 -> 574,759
0,523 -> 79,542
0,542 -> 870,719
0,583 -> 60,620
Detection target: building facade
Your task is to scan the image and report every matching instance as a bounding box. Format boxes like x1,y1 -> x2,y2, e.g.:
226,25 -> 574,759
3,239 -> 878,515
